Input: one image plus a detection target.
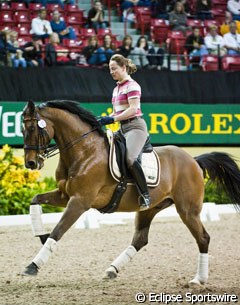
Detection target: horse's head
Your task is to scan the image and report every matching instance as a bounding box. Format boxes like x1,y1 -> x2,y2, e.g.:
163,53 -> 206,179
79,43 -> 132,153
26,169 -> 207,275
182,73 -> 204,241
22,101 -> 53,170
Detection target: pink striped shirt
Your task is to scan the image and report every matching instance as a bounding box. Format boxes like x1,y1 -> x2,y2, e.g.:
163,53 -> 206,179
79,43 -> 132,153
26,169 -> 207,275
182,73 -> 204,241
112,76 -> 143,117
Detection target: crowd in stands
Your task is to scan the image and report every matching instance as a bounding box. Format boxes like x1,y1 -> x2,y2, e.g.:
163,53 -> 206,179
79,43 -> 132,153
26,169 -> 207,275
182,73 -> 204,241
0,0 -> 240,70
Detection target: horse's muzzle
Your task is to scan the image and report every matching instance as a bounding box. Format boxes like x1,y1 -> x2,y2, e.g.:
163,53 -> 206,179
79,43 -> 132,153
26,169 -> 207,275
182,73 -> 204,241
26,160 -> 37,170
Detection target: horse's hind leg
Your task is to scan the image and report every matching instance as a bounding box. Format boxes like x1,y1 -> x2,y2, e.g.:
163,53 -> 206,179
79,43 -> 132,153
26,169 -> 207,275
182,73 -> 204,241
105,208 -> 159,279
176,199 -> 210,285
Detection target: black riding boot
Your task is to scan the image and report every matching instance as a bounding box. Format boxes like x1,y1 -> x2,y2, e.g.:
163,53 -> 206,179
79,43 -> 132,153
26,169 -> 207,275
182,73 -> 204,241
129,160 -> 151,211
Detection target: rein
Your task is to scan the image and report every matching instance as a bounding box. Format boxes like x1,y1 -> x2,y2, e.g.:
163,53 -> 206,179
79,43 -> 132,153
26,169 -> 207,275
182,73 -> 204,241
43,127 -> 98,159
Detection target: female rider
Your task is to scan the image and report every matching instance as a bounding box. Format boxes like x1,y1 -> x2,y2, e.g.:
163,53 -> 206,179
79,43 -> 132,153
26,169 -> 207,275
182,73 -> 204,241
99,54 -> 151,210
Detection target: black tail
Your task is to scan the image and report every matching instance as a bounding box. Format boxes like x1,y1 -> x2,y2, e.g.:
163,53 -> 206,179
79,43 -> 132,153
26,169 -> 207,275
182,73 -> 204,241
195,152 -> 240,211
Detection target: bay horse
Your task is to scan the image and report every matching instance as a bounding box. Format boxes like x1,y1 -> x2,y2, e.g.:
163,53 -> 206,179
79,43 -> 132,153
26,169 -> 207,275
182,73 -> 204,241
21,100 -> 240,284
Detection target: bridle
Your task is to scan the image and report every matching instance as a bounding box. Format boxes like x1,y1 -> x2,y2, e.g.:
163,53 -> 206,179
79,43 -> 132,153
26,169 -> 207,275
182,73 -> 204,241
23,113 -> 51,161
23,112 -> 98,160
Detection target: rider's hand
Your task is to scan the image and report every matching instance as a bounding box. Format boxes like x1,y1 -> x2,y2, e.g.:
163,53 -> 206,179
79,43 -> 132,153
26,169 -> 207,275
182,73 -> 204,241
98,116 -> 115,126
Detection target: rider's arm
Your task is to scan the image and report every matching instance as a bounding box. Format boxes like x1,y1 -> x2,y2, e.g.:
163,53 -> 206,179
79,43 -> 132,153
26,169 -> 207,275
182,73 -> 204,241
113,98 -> 139,122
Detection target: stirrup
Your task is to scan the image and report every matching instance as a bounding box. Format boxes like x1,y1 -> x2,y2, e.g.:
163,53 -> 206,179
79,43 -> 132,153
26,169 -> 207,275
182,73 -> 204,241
138,193 -> 151,211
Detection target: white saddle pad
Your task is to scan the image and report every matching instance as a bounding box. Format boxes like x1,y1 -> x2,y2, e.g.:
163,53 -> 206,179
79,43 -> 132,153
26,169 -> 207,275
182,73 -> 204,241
107,130 -> 160,187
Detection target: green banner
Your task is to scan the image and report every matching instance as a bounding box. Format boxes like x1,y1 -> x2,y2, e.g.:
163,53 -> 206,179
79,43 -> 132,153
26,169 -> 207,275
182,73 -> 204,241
0,102 -> 239,145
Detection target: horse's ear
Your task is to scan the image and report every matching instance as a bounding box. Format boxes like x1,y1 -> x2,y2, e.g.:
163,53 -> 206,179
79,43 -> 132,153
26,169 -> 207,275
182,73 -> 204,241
27,100 -> 35,114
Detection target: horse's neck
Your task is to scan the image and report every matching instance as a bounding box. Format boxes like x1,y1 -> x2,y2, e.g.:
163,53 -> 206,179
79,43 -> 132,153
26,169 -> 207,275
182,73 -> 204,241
44,108 -> 105,163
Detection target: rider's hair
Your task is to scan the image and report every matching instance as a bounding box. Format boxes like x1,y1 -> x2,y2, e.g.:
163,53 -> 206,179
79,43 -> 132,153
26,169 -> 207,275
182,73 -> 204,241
110,54 -> 137,75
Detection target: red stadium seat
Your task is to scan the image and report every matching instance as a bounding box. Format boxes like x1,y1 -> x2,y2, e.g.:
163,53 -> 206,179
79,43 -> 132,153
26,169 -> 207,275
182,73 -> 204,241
80,28 -> 96,38
11,2 -> 28,12
211,0 -> 227,10
167,31 -> 186,54
0,25 -> 13,32
222,56 -> 240,71
65,5 -> 84,18
97,28 -> 112,37
62,39 -> 83,52
0,2 -> 11,12
202,55 -> 219,71
17,25 -> 31,39
29,3 -> 42,13
66,15 -> 83,26
17,36 -> 32,47
0,12 -> 15,26
13,12 -> 31,25
46,4 -> 63,13
150,19 -> 169,45
134,7 -> 151,35
65,4 -> 84,13
187,19 -> 204,35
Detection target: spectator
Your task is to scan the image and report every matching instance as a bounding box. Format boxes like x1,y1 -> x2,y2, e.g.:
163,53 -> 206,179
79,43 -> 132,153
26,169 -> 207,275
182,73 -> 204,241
116,34 -> 149,68
45,32 -> 75,66
227,0 -> 240,21
220,11 -> 240,35
22,35 -> 44,67
136,35 -> 164,70
97,34 -> 115,65
50,10 -> 76,42
0,30 -> 19,66
81,35 -> 101,65
169,2 -> 189,34
151,0 -> 168,19
195,0 -> 212,20
167,0 -> 191,14
30,7 -> 53,41
0,30 -> 16,66
223,21 -> 240,55
204,24 -> 227,56
7,30 -> 27,68
179,0 -> 191,16
185,27 -> 208,68
86,1 -> 109,31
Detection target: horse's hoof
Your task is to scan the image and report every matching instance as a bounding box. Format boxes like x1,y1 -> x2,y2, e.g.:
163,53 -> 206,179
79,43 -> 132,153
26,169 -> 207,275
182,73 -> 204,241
188,278 -> 202,286
103,266 -> 117,279
21,262 -> 38,276
39,233 -> 50,245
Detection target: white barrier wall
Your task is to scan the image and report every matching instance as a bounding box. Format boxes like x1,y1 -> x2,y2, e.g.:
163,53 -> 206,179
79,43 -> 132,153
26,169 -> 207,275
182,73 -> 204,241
0,204 -> 237,229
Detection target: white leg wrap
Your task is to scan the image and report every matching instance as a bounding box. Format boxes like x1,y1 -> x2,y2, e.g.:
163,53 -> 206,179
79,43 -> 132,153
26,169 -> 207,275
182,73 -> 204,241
189,253 -> 209,285
32,238 -> 57,269
30,205 -> 46,236
108,245 -> 137,273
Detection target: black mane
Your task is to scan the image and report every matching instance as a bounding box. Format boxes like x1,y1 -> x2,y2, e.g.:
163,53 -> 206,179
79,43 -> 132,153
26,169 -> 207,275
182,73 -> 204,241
38,100 -> 105,137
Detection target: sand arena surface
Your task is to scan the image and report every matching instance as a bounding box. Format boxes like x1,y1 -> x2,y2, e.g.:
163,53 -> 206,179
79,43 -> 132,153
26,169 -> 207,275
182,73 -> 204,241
0,214 -> 239,305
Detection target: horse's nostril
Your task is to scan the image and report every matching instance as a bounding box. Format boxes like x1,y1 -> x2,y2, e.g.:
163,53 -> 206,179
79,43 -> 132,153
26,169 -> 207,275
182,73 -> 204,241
26,160 -> 36,169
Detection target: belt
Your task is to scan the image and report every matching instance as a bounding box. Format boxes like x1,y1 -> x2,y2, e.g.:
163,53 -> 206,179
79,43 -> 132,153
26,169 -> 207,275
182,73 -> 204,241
120,116 -> 143,125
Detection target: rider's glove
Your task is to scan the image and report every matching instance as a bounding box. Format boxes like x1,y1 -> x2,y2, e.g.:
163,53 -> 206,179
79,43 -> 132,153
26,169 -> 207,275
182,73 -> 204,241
98,116 -> 115,126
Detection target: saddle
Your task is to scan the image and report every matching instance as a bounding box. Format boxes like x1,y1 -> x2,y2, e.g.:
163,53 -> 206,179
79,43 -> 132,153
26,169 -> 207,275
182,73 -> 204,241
98,130 -> 161,214
107,129 -> 161,187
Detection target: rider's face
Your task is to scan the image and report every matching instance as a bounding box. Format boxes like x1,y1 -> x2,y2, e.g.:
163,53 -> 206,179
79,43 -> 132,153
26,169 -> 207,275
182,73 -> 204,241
109,60 -> 126,81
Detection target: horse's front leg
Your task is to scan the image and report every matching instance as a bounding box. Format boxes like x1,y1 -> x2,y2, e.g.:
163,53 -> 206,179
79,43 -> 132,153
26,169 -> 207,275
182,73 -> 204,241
22,195 -> 89,276
30,189 -> 69,245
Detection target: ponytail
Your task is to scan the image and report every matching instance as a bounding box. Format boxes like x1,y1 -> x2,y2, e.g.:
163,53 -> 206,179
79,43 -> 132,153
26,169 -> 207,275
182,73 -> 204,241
110,54 -> 137,75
